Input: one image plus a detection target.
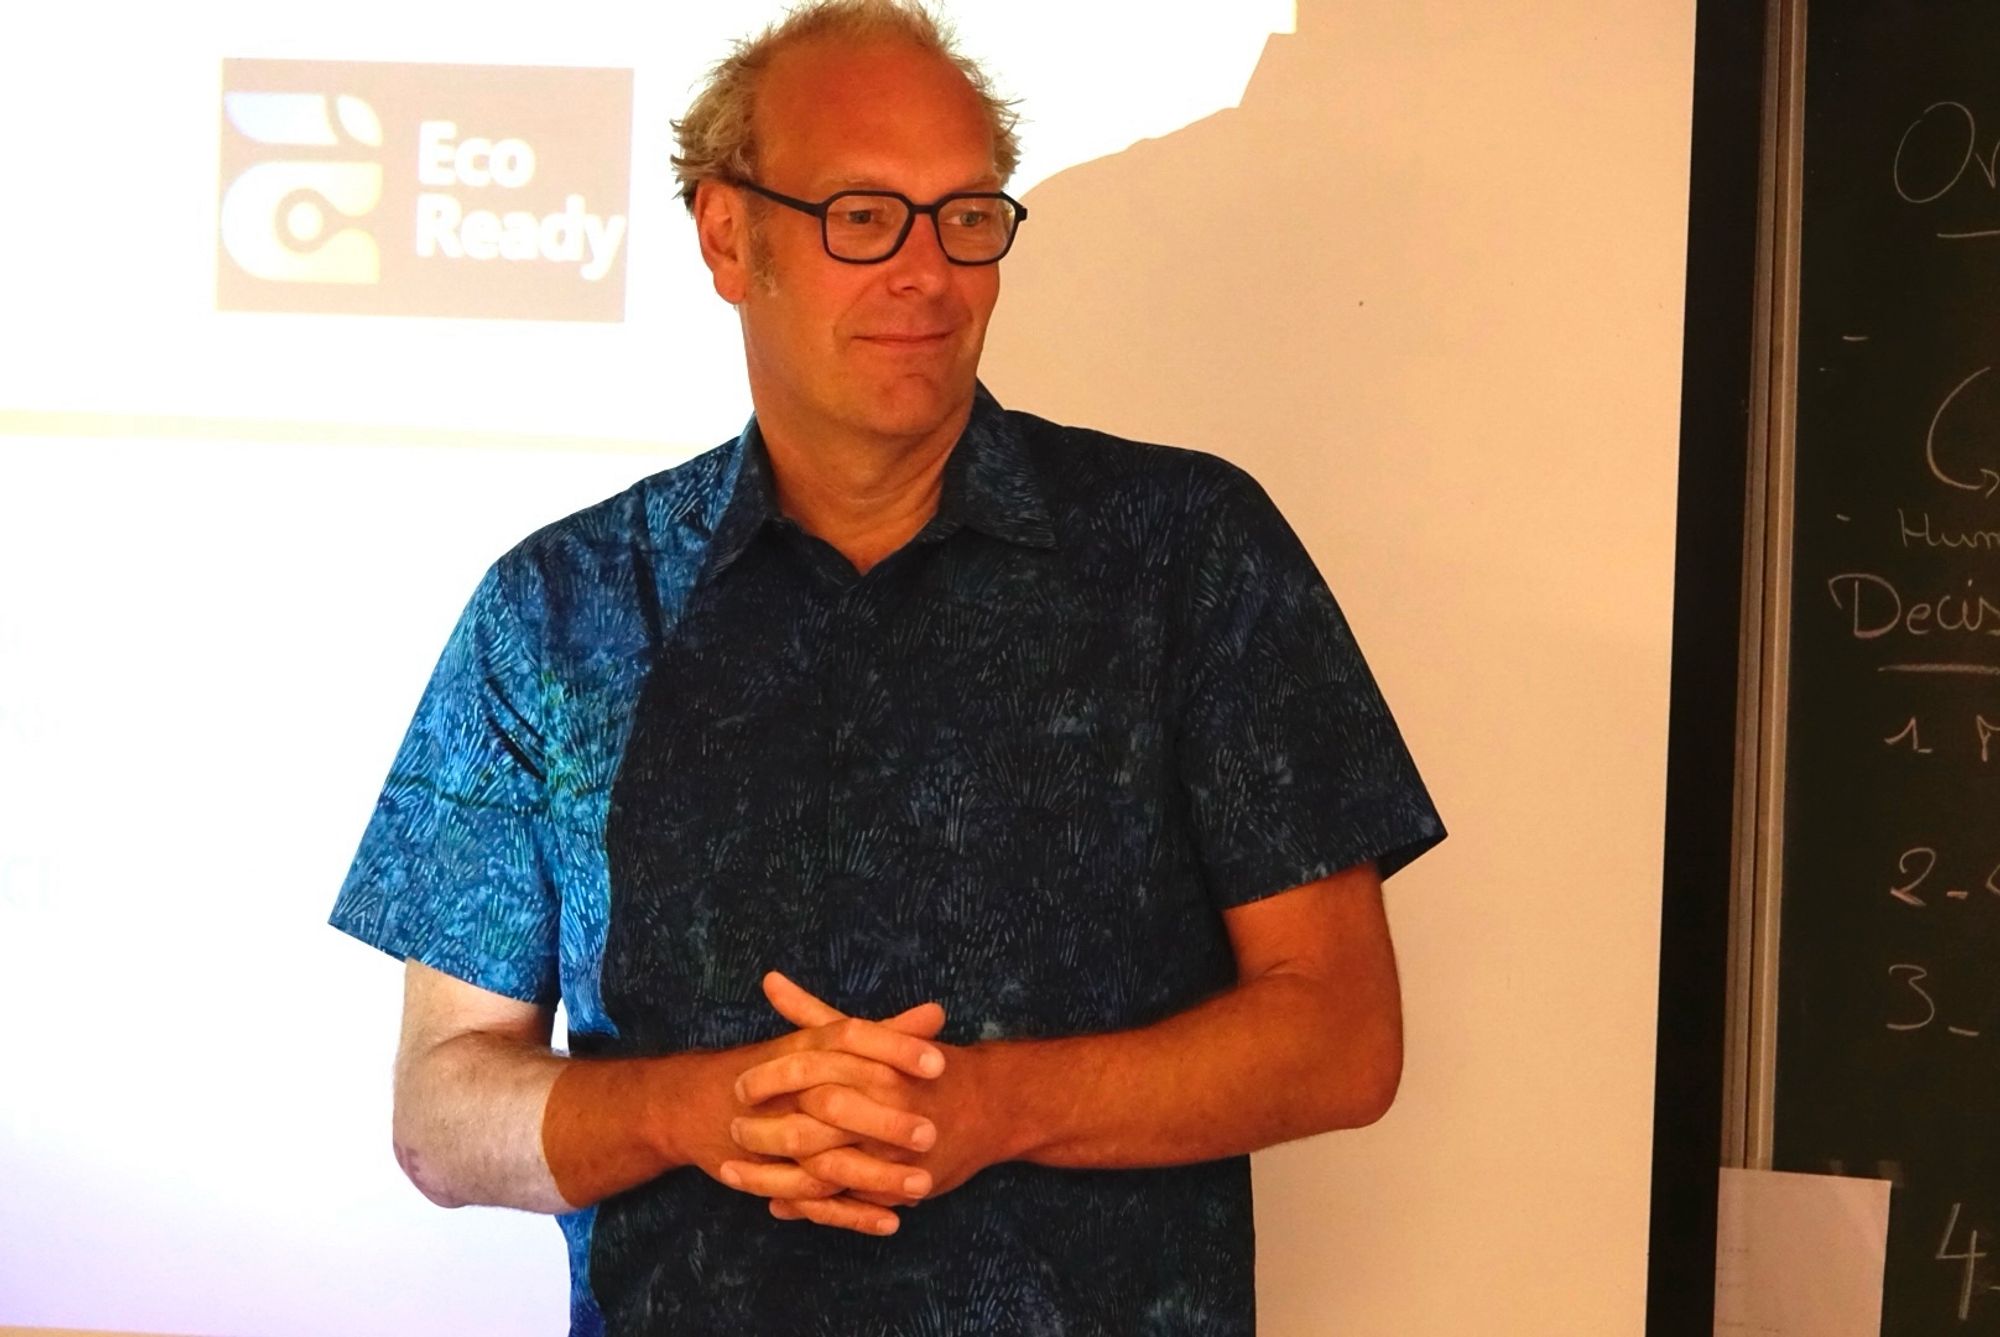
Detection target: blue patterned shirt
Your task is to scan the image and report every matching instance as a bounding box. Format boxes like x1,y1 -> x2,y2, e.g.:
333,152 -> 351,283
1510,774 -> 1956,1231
332,385 -> 1444,1335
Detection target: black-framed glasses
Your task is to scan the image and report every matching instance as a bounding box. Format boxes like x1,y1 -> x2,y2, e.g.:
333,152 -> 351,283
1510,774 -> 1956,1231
728,179 -> 1026,265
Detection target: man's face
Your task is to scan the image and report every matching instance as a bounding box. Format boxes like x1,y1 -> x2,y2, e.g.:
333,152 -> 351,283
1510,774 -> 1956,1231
727,35 -> 1003,449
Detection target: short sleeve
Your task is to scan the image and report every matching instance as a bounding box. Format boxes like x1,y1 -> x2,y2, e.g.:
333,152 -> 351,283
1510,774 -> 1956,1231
1176,468 -> 1445,910
329,560 -> 560,1003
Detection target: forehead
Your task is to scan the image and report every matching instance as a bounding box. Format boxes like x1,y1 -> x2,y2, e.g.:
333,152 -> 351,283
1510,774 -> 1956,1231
754,35 -> 997,192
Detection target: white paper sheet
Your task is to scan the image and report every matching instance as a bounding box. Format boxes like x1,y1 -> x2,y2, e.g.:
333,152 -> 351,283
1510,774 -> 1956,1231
1715,1167 -> 1892,1337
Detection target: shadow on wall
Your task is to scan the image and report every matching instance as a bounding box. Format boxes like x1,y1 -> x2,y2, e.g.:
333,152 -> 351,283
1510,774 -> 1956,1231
983,2 -> 1422,536
979,17 -> 1441,1330
981,0 -> 1682,1331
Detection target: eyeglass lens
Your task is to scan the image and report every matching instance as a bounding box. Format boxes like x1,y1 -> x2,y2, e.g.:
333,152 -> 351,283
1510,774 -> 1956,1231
824,194 -> 1018,262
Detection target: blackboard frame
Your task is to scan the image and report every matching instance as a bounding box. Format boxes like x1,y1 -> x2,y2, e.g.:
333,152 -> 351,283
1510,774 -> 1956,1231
1648,0 -> 1771,1332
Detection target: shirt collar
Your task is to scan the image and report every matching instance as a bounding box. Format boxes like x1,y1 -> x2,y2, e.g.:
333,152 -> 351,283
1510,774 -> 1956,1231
696,381 -> 1056,585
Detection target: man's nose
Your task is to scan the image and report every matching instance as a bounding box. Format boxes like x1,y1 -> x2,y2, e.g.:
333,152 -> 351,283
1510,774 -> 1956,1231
885,213 -> 952,292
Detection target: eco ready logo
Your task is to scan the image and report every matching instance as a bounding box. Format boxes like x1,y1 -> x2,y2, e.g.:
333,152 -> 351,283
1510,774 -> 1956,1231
217,59 -> 631,321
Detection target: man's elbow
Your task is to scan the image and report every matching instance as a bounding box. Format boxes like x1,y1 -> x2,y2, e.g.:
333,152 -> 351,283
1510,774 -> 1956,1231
1342,1040 -> 1403,1129
1323,1002 -> 1403,1131
392,1061 -> 469,1209
393,1132 -> 469,1209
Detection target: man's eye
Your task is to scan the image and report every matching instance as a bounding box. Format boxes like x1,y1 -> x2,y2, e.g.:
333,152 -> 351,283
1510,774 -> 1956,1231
947,209 -> 992,229
838,208 -> 879,226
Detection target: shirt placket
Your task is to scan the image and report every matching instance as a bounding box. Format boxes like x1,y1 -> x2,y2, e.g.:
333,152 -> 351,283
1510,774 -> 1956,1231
819,583 -> 874,915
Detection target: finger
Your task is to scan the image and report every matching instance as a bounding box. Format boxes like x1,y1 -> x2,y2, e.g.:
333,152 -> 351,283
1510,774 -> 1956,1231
776,1192 -> 901,1236
762,971 -> 947,1047
798,1083 -> 937,1153
735,1048 -> 915,1106
730,1110 -> 857,1160
848,1188 -> 921,1208
801,1015 -> 945,1082
718,1158 -> 843,1200
762,971 -> 845,1028
799,1146 -> 932,1200
882,1000 -> 948,1039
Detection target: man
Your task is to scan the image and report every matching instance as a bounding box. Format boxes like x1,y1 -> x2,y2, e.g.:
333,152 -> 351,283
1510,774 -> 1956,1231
331,1 -> 1444,1332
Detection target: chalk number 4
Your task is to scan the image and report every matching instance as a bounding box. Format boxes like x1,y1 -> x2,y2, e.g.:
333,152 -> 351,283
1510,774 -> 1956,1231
1939,1202 -> 1989,1322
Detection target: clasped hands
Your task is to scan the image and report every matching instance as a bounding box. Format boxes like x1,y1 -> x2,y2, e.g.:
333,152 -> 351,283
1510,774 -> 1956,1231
712,970 -> 996,1237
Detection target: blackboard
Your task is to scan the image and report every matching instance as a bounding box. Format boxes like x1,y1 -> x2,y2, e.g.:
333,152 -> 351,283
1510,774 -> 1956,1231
1774,1 -> 2000,1328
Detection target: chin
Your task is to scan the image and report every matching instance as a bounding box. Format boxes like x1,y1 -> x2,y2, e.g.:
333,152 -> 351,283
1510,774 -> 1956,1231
853,372 -> 973,439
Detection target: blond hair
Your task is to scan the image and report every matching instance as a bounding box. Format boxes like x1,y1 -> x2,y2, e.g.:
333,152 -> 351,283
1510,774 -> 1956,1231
671,0 -> 1021,213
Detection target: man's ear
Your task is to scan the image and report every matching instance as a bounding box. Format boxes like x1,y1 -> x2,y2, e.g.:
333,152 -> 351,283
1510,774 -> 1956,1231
693,180 -> 752,305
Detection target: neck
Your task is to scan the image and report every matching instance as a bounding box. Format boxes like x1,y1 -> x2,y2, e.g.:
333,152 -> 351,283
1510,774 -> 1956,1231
755,399 -> 972,576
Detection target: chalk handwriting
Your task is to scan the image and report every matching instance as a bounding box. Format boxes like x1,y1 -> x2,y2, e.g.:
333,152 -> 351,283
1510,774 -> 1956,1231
1895,101 -> 2000,230
1924,368 -> 2000,497
1901,508 -> 2000,551
1879,714 -> 2000,758
1886,717 -> 1934,752
1939,1202 -> 1991,1321
1892,847 -> 1938,905
1889,964 -> 1939,1030
1828,572 -> 2000,639
1886,964 -> 1983,1039
1884,848 -> 2000,905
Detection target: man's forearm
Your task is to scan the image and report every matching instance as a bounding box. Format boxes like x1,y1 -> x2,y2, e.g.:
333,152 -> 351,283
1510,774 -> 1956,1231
390,973 -> 948,1219
392,1034 -> 714,1214
727,870 -> 1402,1218
974,967 -> 1401,1170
